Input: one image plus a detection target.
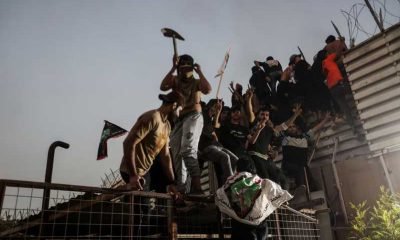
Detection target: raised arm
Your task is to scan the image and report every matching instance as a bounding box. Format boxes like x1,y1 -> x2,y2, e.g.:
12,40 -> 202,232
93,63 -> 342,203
339,37 -> 348,52
213,99 -> 223,129
194,63 -> 212,94
244,88 -> 256,124
246,119 -> 266,147
311,112 -> 332,133
160,56 -> 178,91
274,103 -> 302,132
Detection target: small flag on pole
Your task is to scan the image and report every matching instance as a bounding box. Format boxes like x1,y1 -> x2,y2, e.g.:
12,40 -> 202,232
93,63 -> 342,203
97,120 -> 127,160
215,48 -> 231,78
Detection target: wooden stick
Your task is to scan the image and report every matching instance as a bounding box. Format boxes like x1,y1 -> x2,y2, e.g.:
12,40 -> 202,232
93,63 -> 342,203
215,72 -> 224,99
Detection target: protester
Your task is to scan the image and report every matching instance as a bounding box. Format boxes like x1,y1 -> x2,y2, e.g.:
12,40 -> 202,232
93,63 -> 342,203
246,104 -> 303,189
254,56 -> 283,83
217,89 -> 257,159
217,106 -> 249,157
280,112 -> 331,190
322,44 -> 355,127
120,91 -> 183,197
198,99 -> 238,186
160,54 -> 212,194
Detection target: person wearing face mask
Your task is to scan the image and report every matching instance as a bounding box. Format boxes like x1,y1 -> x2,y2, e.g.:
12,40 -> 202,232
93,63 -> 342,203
160,54 -> 212,194
119,91 -> 184,197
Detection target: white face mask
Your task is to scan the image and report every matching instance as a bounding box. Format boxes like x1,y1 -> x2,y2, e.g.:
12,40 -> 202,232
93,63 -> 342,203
174,106 -> 183,118
184,71 -> 193,78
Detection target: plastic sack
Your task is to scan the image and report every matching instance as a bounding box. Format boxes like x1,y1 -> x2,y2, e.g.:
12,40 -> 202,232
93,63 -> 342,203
215,172 -> 293,226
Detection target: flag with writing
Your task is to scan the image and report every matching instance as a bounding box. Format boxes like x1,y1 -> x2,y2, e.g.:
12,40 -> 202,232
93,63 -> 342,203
97,120 -> 127,160
215,48 -> 231,78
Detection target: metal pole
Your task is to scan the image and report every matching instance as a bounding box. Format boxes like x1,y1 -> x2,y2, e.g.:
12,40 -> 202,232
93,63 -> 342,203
304,167 -> 311,201
364,0 -> 385,33
331,138 -> 349,224
39,141 -> 69,237
0,183 -> 5,212
167,196 -> 177,240
379,153 -> 395,194
217,210 -> 224,240
275,210 -> 282,240
42,141 -> 69,211
281,204 -> 319,222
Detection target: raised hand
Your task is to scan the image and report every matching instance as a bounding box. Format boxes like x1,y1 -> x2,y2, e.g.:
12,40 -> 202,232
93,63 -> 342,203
292,103 -> 303,115
215,99 -> 223,113
245,88 -> 254,100
173,55 -> 178,68
193,63 -> 201,73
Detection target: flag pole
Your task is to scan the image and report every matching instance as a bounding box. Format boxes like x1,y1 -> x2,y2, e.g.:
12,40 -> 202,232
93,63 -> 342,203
215,72 -> 224,99
214,47 -> 231,99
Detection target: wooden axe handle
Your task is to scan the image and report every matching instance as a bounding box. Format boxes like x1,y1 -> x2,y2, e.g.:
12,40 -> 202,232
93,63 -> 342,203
173,35 -> 178,56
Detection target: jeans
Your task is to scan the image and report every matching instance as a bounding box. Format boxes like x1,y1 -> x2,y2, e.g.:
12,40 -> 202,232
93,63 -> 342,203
199,145 -> 238,186
170,111 -> 204,193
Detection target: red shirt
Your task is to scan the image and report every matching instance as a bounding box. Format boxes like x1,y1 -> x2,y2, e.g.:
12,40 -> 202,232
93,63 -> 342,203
323,53 -> 343,89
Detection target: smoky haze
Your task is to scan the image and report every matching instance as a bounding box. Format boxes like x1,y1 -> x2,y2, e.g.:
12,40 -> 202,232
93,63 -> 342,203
1,0 -> 399,187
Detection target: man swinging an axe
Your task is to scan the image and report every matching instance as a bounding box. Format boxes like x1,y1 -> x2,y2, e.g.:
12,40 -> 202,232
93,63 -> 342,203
160,28 -> 212,195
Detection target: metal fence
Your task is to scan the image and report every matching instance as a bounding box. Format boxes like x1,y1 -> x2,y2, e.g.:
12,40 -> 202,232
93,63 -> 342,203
0,179 -> 319,239
220,206 -> 319,239
344,22 -> 400,152
0,180 -> 173,239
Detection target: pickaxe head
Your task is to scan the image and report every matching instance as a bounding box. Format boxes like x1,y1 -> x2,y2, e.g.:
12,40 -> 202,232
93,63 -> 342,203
161,28 -> 185,41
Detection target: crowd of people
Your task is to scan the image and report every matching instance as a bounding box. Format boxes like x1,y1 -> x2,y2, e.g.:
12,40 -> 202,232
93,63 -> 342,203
119,34 -> 355,199
117,34 -> 358,239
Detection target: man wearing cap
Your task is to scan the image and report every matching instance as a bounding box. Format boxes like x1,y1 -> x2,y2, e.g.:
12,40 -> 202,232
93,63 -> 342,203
160,54 -> 212,194
119,91 -> 183,196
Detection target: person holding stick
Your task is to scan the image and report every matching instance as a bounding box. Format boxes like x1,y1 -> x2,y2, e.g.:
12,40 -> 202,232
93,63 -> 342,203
160,54 -> 212,194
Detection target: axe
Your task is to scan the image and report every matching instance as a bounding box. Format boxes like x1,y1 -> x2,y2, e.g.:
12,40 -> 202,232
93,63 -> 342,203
161,28 -> 185,57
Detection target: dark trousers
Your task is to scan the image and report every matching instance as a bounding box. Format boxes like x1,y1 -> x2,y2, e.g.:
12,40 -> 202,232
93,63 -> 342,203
120,171 -> 164,238
251,155 -> 288,190
282,161 -> 317,191
330,82 -> 355,126
231,219 -> 268,240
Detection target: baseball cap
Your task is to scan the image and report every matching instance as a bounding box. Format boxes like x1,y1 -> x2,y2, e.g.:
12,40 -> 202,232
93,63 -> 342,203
178,54 -> 194,67
158,91 -> 184,106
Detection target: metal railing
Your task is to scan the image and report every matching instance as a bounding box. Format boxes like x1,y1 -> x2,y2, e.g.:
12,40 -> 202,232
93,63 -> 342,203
0,179 -> 319,239
0,179 -> 173,239
220,206 -> 319,239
